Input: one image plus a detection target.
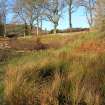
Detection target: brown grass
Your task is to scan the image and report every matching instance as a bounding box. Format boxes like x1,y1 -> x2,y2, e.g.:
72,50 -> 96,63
2,31 -> 105,105
4,52 -> 105,105
76,40 -> 105,53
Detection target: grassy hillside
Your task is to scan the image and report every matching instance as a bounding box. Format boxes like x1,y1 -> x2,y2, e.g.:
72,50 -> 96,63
1,31 -> 105,105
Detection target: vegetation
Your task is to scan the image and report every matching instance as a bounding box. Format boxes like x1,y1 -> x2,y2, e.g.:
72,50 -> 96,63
0,0 -> 105,105
0,31 -> 104,105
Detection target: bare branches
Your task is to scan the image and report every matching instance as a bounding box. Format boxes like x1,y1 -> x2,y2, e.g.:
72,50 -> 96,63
66,0 -> 79,28
43,0 -> 65,34
13,0 -> 43,35
79,0 -> 96,27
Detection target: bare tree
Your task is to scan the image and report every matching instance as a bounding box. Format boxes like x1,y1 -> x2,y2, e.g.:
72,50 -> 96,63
66,0 -> 79,28
13,0 -> 43,36
13,0 -> 29,36
79,0 -> 96,27
44,0 -> 65,34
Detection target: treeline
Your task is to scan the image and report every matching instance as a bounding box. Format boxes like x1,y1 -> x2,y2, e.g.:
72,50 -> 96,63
0,0 -> 104,37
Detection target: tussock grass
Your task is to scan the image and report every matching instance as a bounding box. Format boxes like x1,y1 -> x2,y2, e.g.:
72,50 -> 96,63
4,51 -> 105,105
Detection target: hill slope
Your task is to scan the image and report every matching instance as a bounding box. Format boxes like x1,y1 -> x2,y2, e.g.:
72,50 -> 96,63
0,31 -> 105,105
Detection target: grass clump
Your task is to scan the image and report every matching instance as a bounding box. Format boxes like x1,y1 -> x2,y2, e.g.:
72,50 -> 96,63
4,51 -> 105,105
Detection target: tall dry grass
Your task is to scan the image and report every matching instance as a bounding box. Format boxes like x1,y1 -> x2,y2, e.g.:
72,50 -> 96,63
4,52 -> 105,105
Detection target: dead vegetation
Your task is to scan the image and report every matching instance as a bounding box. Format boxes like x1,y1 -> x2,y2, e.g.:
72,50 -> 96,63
4,53 -> 105,105
1,31 -> 105,105
76,40 -> 105,53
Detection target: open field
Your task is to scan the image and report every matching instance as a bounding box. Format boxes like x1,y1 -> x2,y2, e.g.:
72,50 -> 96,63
0,31 -> 105,105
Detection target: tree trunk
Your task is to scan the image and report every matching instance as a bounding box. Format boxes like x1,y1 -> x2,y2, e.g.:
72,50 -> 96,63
30,23 -> 33,35
89,8 -> 93,27
41,16 -> 43,30
54,24 -> 57,34
37,18 -> 39,36
4,23 -> 6,37
86,9 -> 93,27
2,0 -> 6,37
0,23 -> 4,37
40,16 -> 43,35
24,22 -> 28,37
88,0 -> 93,27
69,4 -> 72,29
